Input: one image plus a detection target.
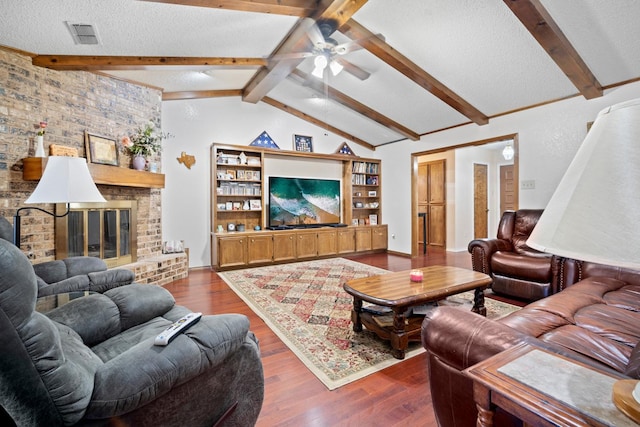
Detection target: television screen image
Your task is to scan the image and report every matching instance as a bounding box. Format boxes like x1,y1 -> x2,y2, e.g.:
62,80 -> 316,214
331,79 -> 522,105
269,177 -> 341,228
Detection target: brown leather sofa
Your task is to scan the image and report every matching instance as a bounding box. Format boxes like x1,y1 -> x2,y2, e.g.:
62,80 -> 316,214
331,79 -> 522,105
421,258 -> 640,427
468,209 -> 555,301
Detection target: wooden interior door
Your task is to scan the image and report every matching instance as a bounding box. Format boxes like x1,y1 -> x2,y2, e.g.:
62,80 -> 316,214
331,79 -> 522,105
473,163 -> 488,239
500,164 -> 516,213
426,160 -> 446,248
417,163 -> 428,246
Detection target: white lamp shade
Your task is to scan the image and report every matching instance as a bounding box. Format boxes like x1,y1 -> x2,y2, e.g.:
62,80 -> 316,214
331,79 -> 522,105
25,156 -> 106,204
527,98 -> 640,270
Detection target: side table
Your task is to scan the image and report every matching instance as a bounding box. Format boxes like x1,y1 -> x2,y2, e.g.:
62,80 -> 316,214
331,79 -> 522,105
464,343 -> 637,427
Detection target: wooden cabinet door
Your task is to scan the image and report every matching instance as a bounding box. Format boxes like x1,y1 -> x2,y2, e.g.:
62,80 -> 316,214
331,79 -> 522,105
296,231 -> 318,259
218,236 -> 247,269
355,227 -> 372,252
247,234 -> 273,265
272,232 -> 295,262
371,225 -> 388,250
428,205 -> 446,247
422,159 -> 446,248
473,163 -> 488,239
337,229 -> 355,254
317,229 -> 337,256
418,163 -> 428,204
428,160 -> 445,204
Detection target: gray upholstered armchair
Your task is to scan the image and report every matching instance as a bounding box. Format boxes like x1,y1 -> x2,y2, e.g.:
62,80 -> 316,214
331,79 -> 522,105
0,216 -> 134,297
0,238 -> 264,426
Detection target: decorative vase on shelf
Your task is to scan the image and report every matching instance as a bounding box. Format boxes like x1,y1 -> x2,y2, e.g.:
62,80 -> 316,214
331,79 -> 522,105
34,135 -> 46,157
132,155 -> 146,171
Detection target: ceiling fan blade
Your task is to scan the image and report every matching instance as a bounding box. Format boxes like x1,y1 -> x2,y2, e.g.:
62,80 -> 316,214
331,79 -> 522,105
334,57 -> 370,81
334,33 -> 385,55
269,51 -> 313,62
307,22 -> 326,48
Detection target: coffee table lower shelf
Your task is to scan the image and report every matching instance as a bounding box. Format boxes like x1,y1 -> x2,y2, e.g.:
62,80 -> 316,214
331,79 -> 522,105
353,310 -> 425,359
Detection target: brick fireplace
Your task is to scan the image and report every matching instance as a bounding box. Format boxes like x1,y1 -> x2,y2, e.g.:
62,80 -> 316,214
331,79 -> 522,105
0,48 -> 187,286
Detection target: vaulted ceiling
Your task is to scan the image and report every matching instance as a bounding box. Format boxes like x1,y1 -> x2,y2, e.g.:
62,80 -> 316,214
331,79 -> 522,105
2,0 -> 640,150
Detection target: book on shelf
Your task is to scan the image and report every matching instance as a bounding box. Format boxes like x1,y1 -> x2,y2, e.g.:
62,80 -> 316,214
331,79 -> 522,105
352,161 -> 379,174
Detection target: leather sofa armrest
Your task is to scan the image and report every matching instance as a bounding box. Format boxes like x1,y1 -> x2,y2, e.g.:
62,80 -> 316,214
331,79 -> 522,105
468,238 -> 512,275
422,306 -> 528,371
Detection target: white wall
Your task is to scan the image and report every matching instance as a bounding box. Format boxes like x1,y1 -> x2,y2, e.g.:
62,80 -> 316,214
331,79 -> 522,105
161,97 -> 374,267
163,82 -> 640,266
379,81 -> 640,255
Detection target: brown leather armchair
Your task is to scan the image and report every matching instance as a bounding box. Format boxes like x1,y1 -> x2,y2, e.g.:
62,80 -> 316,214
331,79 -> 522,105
468,209 -> 556,301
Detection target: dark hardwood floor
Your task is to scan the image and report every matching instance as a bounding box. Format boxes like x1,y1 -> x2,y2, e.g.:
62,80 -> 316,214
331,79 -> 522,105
163,247 -> 472,426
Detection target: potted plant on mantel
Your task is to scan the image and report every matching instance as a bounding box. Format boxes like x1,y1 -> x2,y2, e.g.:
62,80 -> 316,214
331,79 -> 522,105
121,121 -> 172,171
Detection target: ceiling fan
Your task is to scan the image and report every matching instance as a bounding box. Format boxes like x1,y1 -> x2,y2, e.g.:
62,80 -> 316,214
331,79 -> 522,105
273,18 -> 380,81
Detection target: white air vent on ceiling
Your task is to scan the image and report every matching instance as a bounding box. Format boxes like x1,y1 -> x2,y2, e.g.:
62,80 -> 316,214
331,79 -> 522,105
66,22 -> 100,45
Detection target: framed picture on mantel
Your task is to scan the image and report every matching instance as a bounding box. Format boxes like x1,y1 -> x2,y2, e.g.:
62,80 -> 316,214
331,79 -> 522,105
85,132 -> 118,166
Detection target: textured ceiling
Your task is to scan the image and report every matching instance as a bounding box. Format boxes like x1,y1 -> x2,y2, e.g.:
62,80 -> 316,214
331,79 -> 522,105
2,0 -> 640,149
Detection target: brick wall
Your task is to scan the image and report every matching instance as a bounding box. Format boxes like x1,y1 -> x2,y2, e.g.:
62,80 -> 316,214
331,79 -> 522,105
0,47 -> 185,282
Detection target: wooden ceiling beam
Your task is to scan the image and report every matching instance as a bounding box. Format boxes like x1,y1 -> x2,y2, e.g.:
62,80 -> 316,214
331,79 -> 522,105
340,19 -> 489,126
289,69 -> 419,141
163,89 -> 242,100
32,55 -> 266,71
503,0 -> 602,99
262,97 -> 375,151
242,0 -> 369,103
138,0 -> 318,17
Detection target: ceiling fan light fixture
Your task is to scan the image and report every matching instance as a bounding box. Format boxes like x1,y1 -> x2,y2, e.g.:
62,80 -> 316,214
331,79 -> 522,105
329,60 -> 343,76
312,55 -> 328,78
502,143 -> 514,160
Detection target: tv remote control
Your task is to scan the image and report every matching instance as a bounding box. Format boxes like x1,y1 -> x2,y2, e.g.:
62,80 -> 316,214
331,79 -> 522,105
154,312 -> 202,346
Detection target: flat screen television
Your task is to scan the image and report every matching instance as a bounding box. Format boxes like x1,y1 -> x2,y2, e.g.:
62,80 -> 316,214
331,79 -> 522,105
268,176 -> 341,228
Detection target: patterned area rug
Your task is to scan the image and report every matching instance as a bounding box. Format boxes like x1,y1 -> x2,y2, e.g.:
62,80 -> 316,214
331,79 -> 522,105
218,258 -> 519,390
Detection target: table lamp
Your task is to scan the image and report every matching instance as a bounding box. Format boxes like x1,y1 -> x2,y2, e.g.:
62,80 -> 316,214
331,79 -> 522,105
527,98 -> 640,422
13,156 -> 106,249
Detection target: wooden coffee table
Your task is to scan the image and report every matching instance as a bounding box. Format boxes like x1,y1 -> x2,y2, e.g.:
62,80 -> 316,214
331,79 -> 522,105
343,265 -> 491,359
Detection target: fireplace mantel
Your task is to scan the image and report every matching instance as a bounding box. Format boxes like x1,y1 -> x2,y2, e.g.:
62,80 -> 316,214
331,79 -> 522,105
23,157 -> 165,189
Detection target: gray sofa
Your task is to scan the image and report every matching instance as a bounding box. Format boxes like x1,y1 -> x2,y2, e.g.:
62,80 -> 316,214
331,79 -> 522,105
0,216 -> 135,297
0,238 -> 264,426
